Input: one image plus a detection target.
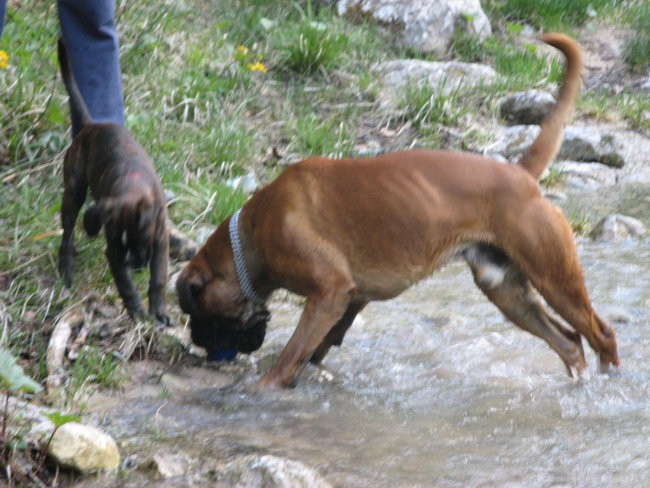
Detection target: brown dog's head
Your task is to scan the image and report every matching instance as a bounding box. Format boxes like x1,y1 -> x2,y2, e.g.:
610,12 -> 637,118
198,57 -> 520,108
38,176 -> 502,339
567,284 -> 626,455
84,194 -> 160,269
176,224 -> 269,354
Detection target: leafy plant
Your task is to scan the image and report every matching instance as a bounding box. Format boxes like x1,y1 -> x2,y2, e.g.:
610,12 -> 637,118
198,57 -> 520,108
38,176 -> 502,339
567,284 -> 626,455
270,1 -> 348,74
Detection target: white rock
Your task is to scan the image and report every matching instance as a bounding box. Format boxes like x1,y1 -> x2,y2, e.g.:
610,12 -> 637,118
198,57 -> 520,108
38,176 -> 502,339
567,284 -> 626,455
336,0 -> 491,54
148,452 -> 190,479
373,59 -> 497,109
48,422 -> 120,472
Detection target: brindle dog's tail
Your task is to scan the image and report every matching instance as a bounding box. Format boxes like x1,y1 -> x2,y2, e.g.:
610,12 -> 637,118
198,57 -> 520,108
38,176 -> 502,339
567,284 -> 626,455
57,38 -> 92,126
517,33 -> 582,181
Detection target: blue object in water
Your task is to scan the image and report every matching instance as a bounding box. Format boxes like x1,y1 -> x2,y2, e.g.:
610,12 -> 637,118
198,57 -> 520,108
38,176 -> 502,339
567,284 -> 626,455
207,348 -> 237,361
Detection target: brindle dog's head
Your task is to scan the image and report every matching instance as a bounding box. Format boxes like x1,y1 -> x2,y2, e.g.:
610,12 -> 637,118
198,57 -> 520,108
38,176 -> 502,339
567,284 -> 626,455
84,193 -> 160,269
176,223 -> 269,354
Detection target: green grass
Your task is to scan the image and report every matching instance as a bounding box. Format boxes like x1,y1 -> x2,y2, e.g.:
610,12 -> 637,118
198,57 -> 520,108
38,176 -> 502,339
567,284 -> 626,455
400,80 -> 466,130
483,0 -> 620,30
623,1 -> 650,72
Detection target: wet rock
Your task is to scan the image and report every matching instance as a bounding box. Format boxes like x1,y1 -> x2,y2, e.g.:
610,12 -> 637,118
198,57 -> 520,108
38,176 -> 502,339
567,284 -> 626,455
335,0 -> 491,55
499,89 -> 556,125
143,452 -> 191,479
48,422 -> 120,472
558,126 -> 624,168
373,59 -> 497,109
219,454 -> 332,488
590,214 -> 646,242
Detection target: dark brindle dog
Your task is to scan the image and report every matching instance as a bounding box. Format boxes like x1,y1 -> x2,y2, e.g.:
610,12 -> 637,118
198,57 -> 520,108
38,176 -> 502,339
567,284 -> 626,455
57,39 -> 171,327
177,34 -> 620,388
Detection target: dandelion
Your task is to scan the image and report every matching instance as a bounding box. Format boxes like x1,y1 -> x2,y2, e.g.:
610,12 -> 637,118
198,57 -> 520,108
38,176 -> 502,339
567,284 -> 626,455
0,50 -> 9,69
247,61 -> 267,73
235,45 -> 249,55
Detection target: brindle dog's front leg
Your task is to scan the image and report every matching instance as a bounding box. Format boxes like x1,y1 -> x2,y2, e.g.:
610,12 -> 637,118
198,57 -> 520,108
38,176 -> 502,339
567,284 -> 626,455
148,218 -> 172,328
105,240 -> 146,319
59,159 -> 87,287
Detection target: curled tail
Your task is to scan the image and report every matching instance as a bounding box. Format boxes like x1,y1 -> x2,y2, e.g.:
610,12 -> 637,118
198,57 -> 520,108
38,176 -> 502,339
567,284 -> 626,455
57,38 -> 93,126
517,33 -> 582,180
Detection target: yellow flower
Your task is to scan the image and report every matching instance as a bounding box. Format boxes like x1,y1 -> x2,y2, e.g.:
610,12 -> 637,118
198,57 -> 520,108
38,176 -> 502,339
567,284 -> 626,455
247,61 -> 267,73
235,45 -> 249,55
0,50 -> 9,69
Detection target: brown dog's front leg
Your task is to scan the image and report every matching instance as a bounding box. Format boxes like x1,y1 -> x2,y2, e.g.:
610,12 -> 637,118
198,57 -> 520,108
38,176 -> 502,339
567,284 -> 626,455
105,242 -> 146,319
258,290 -> 353,388
148,220 -> 172,328
310,301 -> 367,365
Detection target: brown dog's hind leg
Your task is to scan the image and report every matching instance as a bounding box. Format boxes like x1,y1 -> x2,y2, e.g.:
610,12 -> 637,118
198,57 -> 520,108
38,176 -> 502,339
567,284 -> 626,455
465,244 -> 586,376
503,200 -> 620,372
310,301 -> 367,366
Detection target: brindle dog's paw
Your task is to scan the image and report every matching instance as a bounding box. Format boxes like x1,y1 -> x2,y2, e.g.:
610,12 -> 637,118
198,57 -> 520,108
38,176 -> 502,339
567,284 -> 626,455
154,312 -> 174,330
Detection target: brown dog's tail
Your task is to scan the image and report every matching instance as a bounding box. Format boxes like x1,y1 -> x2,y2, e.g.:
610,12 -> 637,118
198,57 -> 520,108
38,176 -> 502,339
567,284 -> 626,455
517,33 -> 582,181
57,38 -> 93,126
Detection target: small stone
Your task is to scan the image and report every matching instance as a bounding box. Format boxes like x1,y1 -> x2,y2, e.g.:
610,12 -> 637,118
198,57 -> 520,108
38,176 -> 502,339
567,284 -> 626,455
145,452 -> 190,479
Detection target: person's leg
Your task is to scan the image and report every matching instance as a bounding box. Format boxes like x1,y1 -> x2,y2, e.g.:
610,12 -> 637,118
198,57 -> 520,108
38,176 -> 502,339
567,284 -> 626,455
58,0 -> 124,136
0,0 -> 6,38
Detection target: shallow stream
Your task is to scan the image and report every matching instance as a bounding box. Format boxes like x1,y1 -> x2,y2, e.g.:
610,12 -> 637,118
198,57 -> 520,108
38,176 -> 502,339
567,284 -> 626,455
82,220 -> 650,487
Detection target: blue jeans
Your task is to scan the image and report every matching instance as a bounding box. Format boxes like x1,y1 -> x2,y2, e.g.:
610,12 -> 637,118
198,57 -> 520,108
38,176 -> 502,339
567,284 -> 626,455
1,0 -> 125,136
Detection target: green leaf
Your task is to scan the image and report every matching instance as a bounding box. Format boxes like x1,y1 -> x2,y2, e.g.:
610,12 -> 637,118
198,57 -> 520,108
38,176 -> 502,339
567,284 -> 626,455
0,348 -> 43,393
44,412 -> 81,428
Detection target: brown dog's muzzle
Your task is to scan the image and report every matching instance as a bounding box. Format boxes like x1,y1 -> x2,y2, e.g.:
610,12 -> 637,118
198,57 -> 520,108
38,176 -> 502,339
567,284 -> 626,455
189,309 -> 270,354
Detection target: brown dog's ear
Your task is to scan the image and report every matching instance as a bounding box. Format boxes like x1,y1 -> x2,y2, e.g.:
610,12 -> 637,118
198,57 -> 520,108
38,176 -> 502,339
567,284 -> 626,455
83,203 -> 105,237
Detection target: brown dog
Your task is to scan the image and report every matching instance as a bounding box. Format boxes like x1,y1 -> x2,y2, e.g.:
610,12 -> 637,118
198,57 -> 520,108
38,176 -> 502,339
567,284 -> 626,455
57,39 -> 171,327
177,34 -> 620,388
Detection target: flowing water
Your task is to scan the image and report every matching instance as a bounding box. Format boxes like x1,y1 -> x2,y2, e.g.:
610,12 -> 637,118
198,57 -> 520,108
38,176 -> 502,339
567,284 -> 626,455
83,226 -> 650,487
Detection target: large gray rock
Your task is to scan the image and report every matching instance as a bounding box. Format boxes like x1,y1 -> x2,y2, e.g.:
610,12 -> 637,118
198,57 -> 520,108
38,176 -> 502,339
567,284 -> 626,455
484,125 -> 626,168
590,214 -> 646,242
499,89 -> 556,125
558,126 -> 624,168
48,422 -> 120,472
335,0 -> 491,54
373,59 -> 497,108
220,454 -> 332,488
